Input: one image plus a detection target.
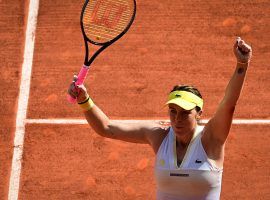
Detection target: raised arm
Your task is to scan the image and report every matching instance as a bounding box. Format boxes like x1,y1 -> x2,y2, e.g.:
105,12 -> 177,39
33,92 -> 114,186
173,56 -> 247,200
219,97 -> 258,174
202,37 -> 252,161
68,82 -> 167,153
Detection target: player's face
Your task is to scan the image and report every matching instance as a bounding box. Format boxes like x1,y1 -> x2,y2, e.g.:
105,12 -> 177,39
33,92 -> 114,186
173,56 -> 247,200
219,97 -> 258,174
168,104 -> 199,137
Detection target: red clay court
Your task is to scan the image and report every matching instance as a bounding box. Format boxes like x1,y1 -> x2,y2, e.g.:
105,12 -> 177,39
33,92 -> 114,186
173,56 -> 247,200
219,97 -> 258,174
0,0 -> 270,199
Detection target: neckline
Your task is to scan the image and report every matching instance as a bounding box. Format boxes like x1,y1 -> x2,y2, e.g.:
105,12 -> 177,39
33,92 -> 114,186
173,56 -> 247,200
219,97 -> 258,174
173,126 -> 200,169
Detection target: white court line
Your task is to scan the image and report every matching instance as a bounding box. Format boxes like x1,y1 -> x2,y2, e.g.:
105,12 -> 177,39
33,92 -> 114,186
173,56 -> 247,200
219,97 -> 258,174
25,118 -> 270,125
8,0 -> 40,200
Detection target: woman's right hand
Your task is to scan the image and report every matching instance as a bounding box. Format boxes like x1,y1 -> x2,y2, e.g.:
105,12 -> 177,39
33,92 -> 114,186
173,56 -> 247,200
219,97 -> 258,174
68,75 -> 89,103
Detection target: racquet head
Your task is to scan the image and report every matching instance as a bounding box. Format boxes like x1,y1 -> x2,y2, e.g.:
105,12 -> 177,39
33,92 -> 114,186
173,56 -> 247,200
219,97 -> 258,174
81,0 -> 136,45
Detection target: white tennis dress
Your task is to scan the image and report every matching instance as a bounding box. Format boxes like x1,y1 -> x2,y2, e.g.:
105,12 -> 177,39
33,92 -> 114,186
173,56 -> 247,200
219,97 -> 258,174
155,126 -> 223,200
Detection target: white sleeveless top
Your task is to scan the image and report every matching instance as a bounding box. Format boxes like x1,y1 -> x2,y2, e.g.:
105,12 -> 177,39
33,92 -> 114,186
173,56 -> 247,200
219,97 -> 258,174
155,126 -> 223,200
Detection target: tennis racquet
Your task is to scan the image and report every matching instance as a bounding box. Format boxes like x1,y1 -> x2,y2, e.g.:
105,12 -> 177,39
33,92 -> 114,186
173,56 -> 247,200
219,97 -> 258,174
68,0 -> 136,103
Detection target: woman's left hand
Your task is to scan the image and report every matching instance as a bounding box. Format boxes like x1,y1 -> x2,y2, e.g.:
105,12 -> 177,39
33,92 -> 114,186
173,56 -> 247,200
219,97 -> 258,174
233,37 -> 252,63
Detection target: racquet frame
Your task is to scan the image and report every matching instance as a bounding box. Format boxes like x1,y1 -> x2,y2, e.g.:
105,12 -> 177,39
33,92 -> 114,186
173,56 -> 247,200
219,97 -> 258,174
81,0 -> 136,66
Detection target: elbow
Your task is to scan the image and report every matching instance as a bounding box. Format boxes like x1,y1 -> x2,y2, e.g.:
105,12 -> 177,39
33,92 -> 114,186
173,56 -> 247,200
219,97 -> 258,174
97,120 -> 117,139
88,119 -> 112,138
222,94 -> 240,108
95,127 -> 109,138
220,100 -> 237,114
222,96 -> 238,108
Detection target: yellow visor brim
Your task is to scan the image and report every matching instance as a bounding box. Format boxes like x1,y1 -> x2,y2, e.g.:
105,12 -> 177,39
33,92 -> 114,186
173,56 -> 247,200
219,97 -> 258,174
165,90 -> 203,110
166,98 -> 197,110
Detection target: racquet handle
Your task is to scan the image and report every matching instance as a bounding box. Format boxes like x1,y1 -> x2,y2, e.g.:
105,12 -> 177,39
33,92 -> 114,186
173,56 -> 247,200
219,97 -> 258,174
67,65 -> 90,103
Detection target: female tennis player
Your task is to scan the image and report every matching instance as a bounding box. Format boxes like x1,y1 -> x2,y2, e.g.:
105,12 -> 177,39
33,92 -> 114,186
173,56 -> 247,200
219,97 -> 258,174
68,37 -> 252,199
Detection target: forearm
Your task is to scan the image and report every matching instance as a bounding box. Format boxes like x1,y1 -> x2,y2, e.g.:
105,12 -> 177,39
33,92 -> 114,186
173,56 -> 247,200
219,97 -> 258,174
222,62 -> 249,107
83,103 -> 111,137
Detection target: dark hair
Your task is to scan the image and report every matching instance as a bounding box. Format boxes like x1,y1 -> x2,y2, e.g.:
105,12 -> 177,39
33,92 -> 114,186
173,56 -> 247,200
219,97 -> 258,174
170,85 -> 203,112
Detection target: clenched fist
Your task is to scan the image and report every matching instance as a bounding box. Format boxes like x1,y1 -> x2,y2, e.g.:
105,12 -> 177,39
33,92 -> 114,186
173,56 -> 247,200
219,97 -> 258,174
233,37 -> 252,64
68,75 -> 89,103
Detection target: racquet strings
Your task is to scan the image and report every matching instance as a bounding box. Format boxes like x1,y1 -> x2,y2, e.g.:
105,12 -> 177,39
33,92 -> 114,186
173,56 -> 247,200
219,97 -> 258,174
83,0 -> 135,43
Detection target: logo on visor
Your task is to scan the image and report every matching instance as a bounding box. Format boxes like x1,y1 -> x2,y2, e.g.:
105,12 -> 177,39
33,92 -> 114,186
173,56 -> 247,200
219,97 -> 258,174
175,94 -> 181,98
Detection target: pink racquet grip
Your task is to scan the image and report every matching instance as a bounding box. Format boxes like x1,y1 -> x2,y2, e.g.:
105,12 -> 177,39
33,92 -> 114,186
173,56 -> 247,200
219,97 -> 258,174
67,65 -> 90,103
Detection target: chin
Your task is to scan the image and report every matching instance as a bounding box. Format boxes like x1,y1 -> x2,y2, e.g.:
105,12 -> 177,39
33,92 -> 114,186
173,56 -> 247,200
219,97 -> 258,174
173,125 -> 194,136
173,127 -> 186,135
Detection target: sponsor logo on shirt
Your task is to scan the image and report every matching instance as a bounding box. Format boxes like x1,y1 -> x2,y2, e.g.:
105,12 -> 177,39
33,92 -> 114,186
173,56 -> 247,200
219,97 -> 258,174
159,159 -> 165,166
170,173 -> 189,177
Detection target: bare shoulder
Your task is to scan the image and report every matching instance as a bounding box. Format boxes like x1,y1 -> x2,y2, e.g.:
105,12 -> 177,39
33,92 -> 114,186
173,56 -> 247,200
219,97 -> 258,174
142,120 -> 170,154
